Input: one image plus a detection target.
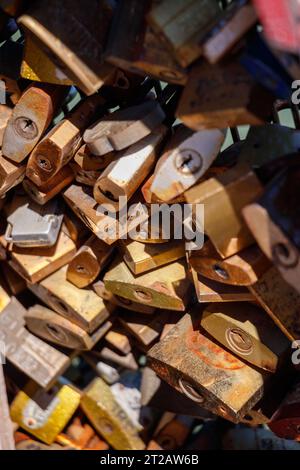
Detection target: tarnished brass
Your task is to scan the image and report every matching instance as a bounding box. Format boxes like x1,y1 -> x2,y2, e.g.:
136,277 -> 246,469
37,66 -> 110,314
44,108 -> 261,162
104,258 -> 192,311
148,309 -> 270,422
201,302 -> 289,372
80,378 -> 145,450
26,96 -> 103,186
25,304 -> 112,351
0,297 -> 71,388
27,265 -> 114,334
67,235 -> 113,288
119,238 -> 185,275
177,61 -> 274,130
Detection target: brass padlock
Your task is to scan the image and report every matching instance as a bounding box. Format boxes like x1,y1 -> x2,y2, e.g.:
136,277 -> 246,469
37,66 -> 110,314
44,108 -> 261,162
27,265 -> 114,334
118,238 -> 185,275
3,227 -> 76,283
189,240 -> 270,286
93,279 -> 156,315
148,309 -> 270,422
21,35 -> 74,86
2,83 -> 66,163
10,381 -> 81,445
80,377 -> 145,450
248,266 -> 300,341
202,0 -> 257,64
201,302 -> 290,372
185,163 -> 263,258
0,297 -> 71,389
147,0 -> 221,67
93,126 -> 167,211
119,309 -> 181,347
104,257 -> 192,311
26,96 -> 104,187
177,61 -> 274,130
105,328 -> 132,356
243,165 -> 300,296
63,184 -> 149,245
84,101 -> 165,156
66,235 -> 113,288
150,125 -> 226,202
18,0 -> 116,95
25,304 -> 113,351
23,165 -> 75,206
105,0 -> 187,84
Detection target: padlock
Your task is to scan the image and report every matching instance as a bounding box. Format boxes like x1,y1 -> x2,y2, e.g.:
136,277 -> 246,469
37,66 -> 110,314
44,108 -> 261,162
63,184 -> 149,245
185,163 -> 263,258
118,310 -> 181,348
252,0 -> 300,53
0,363 -> 15,450
18,0 -> 116,95
141,367 -> 215,419
70,161 -> 102,187
66,235 -> 114,288
93,126 -> 167,211
105,0 -> 187,85
0,104 -> 12,146
105,329 -> 132,356
118,238 -> 185,275
200,302 -> 290,373
4,227 -> 76,283
83,100 -> 165,157
189,241 -> 270,286
27,265 -> 114,334
0,152 -> 26,197
80,377 -> 145,450
177,61 -> 275,130
141,173 -> 186,204
243,165 -> 300,296
147,0 -> 221,67
148,308 -> 271,422
202,0 -> 257,64
5,194 -> 64,248
25,304 -> 113,351
23,165 -> 75,205
20,35 -> 74,86
2,83 -> 66,163
0,297 -> 71,389
93,279 -> 156,315
26,96 -> 104,187
74,144 -> 116,172
92,345 -> 139,371
147,414 -> 193,450
150,125 -> 226,202
10,381 -> 81,445
104,257 -> 192,311
248,266 -> 300,341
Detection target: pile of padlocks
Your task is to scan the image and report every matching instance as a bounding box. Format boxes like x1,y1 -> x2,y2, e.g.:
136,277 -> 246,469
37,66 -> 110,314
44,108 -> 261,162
1,0 -> 300,451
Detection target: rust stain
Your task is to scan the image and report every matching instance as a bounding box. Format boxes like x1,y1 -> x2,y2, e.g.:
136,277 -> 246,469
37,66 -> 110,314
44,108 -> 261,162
186,323 -> 245,370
